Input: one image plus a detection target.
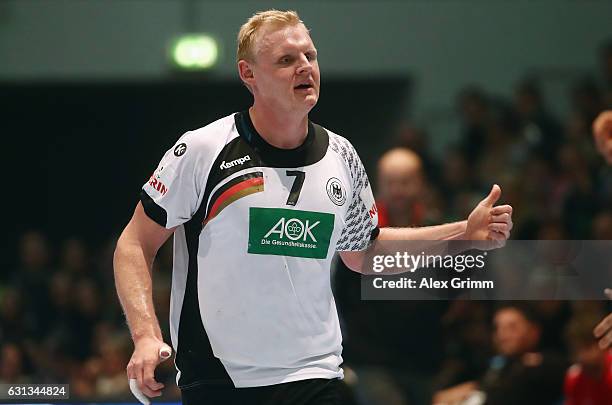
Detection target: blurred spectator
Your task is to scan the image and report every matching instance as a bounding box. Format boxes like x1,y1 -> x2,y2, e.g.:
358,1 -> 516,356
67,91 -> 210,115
0,288 -> 35,343
95,333 -> 132,399
564,314 -> 612,405
592,210 -> 612,240
434,301 -> 493,391
433,304 -> 566,405
13,231 -> 53,339
565,111 -> 601,168
557,143 -> 598,238
395,123 -> 439,184
475,102 -> 520,187
28,272 -> 76,380
440,148 -> 479,220
457,87 -> 490,164
0,343 -> 29,384
60,238 -> 92,282
70,357 -> 100,399
514,78 -> 563,162
376,147 -> 432,227
570,78 -> 604,124
71,279 -> 105,360
533,301 -> 572,354
5,39 -> 612,403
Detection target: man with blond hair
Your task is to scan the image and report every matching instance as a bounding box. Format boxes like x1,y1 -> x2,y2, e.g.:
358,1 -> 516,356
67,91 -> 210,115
114,10 -> 513,404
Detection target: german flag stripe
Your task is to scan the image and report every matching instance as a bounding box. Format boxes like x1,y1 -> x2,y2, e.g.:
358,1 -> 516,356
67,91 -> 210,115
204,172 -> 264,225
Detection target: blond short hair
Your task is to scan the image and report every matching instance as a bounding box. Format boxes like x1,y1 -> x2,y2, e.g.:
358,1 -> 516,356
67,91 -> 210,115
237,10 -> 304,62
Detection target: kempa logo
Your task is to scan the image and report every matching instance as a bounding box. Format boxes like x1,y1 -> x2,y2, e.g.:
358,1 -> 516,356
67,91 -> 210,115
264,218 -> 320,242
220,155 -> 251,170
249,208 -> 334,259
174,143 -> 187,157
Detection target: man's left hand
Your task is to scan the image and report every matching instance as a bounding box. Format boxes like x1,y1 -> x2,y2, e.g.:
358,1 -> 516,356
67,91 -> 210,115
465,184 -> 513,247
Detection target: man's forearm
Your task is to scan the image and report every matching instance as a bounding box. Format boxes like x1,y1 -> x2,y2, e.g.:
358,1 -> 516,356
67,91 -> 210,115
114,236 -> 163,342
340,221 -> 469,273
378,220 -> 467,241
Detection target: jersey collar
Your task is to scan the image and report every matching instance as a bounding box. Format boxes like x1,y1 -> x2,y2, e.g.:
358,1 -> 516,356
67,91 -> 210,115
235,111 -> 327,167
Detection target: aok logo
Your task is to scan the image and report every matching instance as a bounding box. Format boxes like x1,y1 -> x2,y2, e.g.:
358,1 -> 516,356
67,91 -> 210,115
264,217 -> 320,242
220,155 -> 251,170
249,208 -> 334,259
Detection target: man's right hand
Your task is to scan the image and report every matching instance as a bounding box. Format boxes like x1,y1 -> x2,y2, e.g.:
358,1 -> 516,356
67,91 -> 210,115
127,336 -> 173,398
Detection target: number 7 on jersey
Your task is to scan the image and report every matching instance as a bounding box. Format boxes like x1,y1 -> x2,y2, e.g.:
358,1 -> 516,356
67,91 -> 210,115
285,171 -> 305,206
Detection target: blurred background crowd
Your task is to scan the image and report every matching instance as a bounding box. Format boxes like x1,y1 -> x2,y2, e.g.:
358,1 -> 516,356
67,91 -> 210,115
2,1 -> 612,404
336,40 -> 612,405
2,39 -> 612,403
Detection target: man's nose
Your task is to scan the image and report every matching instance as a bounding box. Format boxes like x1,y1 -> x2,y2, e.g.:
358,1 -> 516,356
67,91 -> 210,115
296,56 -> 312,75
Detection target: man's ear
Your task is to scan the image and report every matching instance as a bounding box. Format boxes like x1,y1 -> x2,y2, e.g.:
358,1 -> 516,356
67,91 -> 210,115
238,60 -> 255,88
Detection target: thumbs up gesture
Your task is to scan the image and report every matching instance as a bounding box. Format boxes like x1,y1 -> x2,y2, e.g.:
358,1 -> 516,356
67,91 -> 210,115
465,185 -> 513,247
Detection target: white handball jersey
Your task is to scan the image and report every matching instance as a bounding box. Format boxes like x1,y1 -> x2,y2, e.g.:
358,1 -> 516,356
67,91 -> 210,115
141,111 -> 379,388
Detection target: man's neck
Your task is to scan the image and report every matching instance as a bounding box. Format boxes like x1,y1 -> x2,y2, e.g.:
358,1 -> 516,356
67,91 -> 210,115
249,104 -> 309,149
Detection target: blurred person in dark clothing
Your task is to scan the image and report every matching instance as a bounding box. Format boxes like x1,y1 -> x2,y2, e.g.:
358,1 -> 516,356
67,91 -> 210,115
504,154 -> 555,239
557,143 -> 598,238
514,79 -> 563,162
70,279 -> 105,360
456,87 -> 491,165
564,314 -> 612,405
592,210 -> 612,240
94,333 -> 132,399
12,231 -> 53,338
33,272 -> 82,379
439,148 -> 480,221
0,287 -> 35,343
61,238 -> 89,274
571,78 -> 604,124
474,103 -> 521,188
565,111 -> 602,168
58,237 -> 126,335
433,301 -> 493,393
533,300 -> 572,355
432,304 -> 566,405
395,123 -> 439,186
59,238 -> 99,285
0,343 -> 29,384
69,357 -> 100,400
